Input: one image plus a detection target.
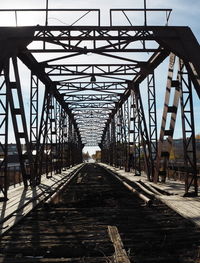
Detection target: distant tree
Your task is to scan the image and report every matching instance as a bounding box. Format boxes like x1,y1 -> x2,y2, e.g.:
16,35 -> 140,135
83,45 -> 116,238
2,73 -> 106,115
92,151 -> 101,162
169,146 -> 175,160
196,134 -> 200,139
82,151 -> 90,162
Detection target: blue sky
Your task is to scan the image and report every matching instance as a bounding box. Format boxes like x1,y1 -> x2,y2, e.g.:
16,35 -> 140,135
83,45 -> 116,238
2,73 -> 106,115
0,0 -> 199,155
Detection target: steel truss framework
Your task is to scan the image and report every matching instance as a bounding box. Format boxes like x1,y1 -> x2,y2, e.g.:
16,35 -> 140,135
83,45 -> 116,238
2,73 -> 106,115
0,7 -> 200,200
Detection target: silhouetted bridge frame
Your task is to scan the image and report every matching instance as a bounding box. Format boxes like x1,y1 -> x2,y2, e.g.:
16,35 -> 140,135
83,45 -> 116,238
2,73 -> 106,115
0,8 -> 200,200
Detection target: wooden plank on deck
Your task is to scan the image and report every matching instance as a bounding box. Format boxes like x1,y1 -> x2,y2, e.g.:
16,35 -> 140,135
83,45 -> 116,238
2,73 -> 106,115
108,225 -> 131,263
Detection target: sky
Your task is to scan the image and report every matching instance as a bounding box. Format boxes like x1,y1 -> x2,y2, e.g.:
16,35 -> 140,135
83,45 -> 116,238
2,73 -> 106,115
0,0 -> 199,156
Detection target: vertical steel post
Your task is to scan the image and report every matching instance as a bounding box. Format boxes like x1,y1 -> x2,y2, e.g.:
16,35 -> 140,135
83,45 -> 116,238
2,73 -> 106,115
46,95 -> 54,178
45,0 -> 49,26
114,114 -> 118,167
106,126 -> 111,164
56,103 -> 62,174
119,107 -> 125,168
144,0 -> 147,26
35,88 -> 51,183
116,108 -> 123,168
131,83 -> 153,181
0,67 -> 9,200
30,74 -> 39,154
122,100 -> 130,171
180,60 -> 198,196
129,90 -> 140,174
111,117 -> 116,166
147,72 -> 158,162
63,112 -> 69,168
68,119 -> 73,166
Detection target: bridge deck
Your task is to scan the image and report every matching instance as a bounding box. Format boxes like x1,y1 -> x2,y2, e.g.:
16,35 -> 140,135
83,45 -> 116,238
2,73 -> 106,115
100,163 -> 200,227
1,163 -> 200,263
1,162 -> 200,238
0,164 -> 83,236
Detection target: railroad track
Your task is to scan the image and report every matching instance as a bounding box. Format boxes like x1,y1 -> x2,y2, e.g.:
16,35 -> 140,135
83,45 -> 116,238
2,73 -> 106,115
0,163 -> 200,262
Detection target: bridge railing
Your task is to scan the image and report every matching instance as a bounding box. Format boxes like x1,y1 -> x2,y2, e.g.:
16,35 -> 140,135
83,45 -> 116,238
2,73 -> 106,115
0,9 -> 100,27
0,8 -> 172,27
0,161 -> 71,189
109,8 -> 172,26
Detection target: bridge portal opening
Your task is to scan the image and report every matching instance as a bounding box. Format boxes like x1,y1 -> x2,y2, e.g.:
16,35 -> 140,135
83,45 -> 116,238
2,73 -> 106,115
0,3 -> 199,200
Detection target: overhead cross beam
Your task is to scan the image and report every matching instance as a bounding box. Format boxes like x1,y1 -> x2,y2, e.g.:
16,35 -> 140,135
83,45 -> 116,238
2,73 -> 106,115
45,64 -> 142,76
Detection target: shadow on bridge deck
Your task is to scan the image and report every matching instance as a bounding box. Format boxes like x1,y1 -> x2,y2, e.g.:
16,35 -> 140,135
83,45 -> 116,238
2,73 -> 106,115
0,164 -> 83,236
99,163 -> 200,227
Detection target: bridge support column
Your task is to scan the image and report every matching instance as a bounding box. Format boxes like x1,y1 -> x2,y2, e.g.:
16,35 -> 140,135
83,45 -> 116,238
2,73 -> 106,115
180,60 -> 198,196
4,57 -> 35,187
130,83 -> 154,181
0,67 -> 8,200
154,53 -> 181,184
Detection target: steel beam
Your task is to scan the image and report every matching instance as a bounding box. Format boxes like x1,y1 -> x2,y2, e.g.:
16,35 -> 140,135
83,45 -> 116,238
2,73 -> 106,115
180,60 -> 198,196
154,54 -> 181,183
45,64 -> 141,76
130,83 -> 153,181
30,74 -> 39,150
4,57 -> 35,187
147,72 -> 158,161
18,52 -> 82,143
0,69 -> 8,200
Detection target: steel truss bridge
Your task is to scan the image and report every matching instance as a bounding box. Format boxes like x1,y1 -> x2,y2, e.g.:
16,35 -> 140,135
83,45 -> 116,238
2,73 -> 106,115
0,7 -> 200,200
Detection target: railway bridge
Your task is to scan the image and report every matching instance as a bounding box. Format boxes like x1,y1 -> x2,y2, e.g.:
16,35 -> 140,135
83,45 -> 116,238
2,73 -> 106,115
0,3 -> 200,263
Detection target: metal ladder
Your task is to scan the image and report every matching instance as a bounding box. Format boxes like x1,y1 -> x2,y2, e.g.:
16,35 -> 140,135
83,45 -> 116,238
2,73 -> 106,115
154,53 -> 181,183
5,57 -> 35,187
